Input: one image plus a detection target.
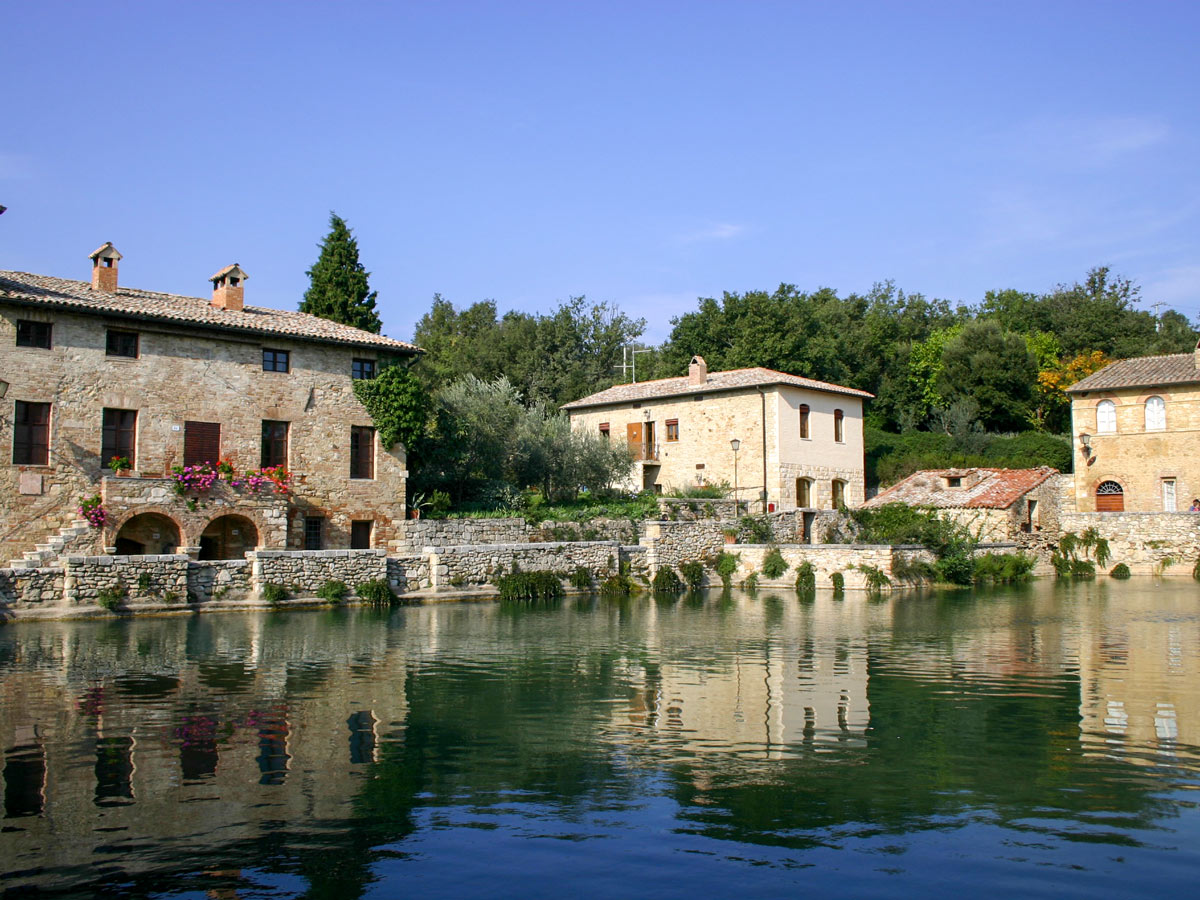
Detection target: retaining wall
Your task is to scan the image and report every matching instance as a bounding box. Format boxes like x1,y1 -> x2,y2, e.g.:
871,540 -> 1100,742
1059,511 -> 1200,575
251,549 -> 389,595
426,541 -> 622,589
392,517 -> 531,552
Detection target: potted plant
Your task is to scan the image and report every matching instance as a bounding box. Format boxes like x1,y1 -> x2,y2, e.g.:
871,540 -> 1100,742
722,526 -> 739,545
409,492 -> 427,520
108,456 -> 132,477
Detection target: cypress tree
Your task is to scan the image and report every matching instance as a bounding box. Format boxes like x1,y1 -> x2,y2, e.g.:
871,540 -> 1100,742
300,213 -> 383,333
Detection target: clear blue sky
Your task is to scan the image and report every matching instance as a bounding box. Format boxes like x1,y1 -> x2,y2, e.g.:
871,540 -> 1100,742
2,1 -> 1198,343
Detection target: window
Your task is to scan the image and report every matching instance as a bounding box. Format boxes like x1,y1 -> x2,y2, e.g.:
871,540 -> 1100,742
1145,396 -> 1166,431
1096,400 -> 1117,434
599,423 -> 610,439
1162,478 -> 1177,512
352,358 -> 376,380
101,408 -> 137,468
16,320 -> 51,349
106,329 -> 138,358
261,420 -> 289,468
13,401 -> 50,465
796,478 -> 812,507
304,516 -> 324,551
1096,480 -> 1124,512
183,421 -> 220,468
798,405 -> 810,439
833,409 -> 844,443
947,477 -> 962,488
262,348 -> 290,373
665,419 -> 679,442
350,426 -> 375,479
831,479 -> 846,508
351,520 -> 373,549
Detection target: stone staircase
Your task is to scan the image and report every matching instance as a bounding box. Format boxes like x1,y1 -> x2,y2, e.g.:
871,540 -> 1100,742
6,520 -> 96,569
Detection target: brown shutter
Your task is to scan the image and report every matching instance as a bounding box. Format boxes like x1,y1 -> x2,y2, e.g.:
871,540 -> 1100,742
627,422 -> 643,459
1096,492 -> 1124,512
184,421 -> 221,467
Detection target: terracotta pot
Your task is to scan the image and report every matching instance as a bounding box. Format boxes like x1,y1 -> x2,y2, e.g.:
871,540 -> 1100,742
724,534 -> 737,544
409,509 -> 421,520
115,469 -> 131,477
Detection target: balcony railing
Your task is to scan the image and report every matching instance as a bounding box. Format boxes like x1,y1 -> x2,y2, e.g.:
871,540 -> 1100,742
631,442 -> 660,462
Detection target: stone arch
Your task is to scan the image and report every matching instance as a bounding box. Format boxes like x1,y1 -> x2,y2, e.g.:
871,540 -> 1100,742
190,507 -> 271,549
111,510 -> 183,556
197,514 -> 260,560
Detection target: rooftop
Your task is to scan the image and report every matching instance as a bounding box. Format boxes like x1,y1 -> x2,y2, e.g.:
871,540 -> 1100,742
561,366 -> 873,410
1067,351 -> 1200,393
863,467 -> 1059,511
0,271 -> 420,354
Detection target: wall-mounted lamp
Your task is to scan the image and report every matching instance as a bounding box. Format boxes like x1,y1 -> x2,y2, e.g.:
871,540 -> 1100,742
643,409 -> 652,420
730,438 -> 741,501
1079,432 -> 1091,456
0,379 -> 8,399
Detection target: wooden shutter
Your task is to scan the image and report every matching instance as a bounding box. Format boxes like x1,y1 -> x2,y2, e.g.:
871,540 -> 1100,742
627,423 -> 643,459
184,421 -> 221,467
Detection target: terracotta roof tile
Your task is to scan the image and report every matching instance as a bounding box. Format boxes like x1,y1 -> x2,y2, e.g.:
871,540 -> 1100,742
0,271 -> 420,354
1067,352 -> 1200,393
863,467 -> 1058,510
561,366 -> 872,410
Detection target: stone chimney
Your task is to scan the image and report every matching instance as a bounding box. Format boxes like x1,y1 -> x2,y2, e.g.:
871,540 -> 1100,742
210,264 -> 248,311
688,355 -> 708,386
89,242 -> 122,291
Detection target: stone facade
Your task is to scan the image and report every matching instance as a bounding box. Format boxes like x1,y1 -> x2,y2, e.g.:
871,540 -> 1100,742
1,266 -> 415,563
1068,383 -> 1200,513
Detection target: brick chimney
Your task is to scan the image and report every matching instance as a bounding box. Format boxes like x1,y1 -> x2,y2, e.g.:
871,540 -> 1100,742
210,264 -> 248,311
88,242 -> 122,291
688,355 -> 708,386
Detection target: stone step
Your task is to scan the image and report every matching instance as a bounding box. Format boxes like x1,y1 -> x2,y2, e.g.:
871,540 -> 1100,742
7,560 -> 38,569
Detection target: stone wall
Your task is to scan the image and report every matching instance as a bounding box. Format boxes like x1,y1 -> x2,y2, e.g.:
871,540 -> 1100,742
532,517 -> 639,544
679,543 -> 895,591
426,541 -> 622,589
392,517 -> 531,552
251,549 -> 389,596
656,498 -> 747,521
0,566 -> 65,612
387,555 -> 430,593
187,559 -> 254,603
1059,511 -> 1200,575
63,554 -> 191,608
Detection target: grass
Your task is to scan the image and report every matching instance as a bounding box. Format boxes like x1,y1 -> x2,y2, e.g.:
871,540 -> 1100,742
357,579 -> 398,605
317,579 -> 348,603
496,570 -> 564,602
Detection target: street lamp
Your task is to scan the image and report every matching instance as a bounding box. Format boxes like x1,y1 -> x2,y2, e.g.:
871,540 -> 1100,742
730,438 -> 741,505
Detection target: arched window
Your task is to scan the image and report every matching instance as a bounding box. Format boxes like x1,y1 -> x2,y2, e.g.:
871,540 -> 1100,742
831,479 -> 846,508
833,409 -> 844,443
1096,400 -> 1117,434
1145,396 -> 1166,431
1096,480 -> 1124,512
798,404 -> 810,439
796,478 -> 812,507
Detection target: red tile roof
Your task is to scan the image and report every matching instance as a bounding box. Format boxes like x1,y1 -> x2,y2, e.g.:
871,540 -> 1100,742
561,366 -> 872,410
864,467 -> 1059,510
1067,352 -> 1200,393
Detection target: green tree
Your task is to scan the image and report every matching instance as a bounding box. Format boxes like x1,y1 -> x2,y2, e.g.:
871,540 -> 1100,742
351,362 -> 430,452
937,320 -> 1037,432
300,213 -> 383,333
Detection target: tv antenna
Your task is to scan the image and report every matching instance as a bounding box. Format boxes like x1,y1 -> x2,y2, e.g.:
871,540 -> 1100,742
614,345 -> 654,383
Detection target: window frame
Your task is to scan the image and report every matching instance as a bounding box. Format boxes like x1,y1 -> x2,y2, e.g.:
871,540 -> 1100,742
1162,477 -> 1177,512
798,404 -> 810,440
260,420 -> 289,469
1145,395 -> 1166,432
665,419 -> 679,442
831,478 -> 846,508
15,320 -> 52,350
262,348 -> 290,373
1096,400 -> 1117,434
350,520 -> 373,549
351,358 -> 376,380
350,425 -> 376,480
101,408 -> 137,469
833,409 -> 844,443
796,477 -> 811,508
304,516 -> 324,551
105,329 -> 139,359
12,400 -> 51,465
599,423 -> 610,439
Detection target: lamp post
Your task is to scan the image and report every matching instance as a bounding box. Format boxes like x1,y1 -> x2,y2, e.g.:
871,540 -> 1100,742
730,438 -> 741,506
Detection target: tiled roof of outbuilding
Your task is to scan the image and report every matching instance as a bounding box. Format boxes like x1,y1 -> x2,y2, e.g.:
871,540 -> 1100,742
1066,352 -> 1200,393
561,367 -> 873,410
863,467 -> 1058,511
0,271 -> 420,353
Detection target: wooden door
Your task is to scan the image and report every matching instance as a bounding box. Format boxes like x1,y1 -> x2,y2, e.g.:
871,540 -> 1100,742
1095,481 -> 1124,512
627,423 -> 644,460
184,421 -> 221,467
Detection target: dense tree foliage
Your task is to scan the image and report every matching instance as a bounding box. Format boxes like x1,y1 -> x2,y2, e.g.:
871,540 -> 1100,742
300,213 -> 383,333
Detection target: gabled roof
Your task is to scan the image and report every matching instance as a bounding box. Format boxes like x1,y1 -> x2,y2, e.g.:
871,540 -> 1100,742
863,467 -> 1059,511
561,367 -> 873,411
0,271 -> 419,354
1066,352 -> 1200,393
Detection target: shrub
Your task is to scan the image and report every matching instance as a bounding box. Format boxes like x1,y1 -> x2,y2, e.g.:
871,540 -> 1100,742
892,555 -> 936,582
742,572 -> 759,592
740,516 -> 773,544
1110,563 -> 1131,580
95,586 -> 126,611
858,565 -> 891,591
761,547 -> 789,579
935,551 -> 975,585
317,579 -> 348,604
497,570 -> 563,602
1194,558 -> 1200,581
163,591 -> 180,603
137,573 -> 152,592
972,552 -> 1036,584
569,566 -> 593,589
830,572 -> 845,594
357,579 -> 398,605
714,551 -> 740,588
679,560 -> 705,590
261,583 -> 288,606
652,567 -> 684,595
1069,558 -> 1096,578
668,482 -> 729,499
600,573 -> 636,598
795,561 -> 816,593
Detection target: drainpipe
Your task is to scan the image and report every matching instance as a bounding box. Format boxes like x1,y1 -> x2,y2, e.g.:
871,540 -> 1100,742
757,387 -> 768,514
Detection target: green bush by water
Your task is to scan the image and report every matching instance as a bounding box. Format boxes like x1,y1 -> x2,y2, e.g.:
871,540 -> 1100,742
972,552 -> 1035,584
1110,563 -> 1132,579
830,572 -> 845,594
569,566 -> 593,588
497,570 -> 564,602
858,564 -> 891,591
356,579 -> 398,606
96,585 -> 127,611
794,561 -> 816,593
713,551 -> 740,588
679,560 -> 705,590
317,580 -> 348,603
761,547 -> 789,579
260,583 -> 288,606
652,567 -> 684,595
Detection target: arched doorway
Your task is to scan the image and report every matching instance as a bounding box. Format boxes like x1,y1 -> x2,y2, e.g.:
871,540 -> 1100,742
1096,481 -> 1124,512
114,513 -> 181,556
198,515 -> 259,560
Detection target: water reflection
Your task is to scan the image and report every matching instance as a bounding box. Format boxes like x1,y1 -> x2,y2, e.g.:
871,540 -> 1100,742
1,582 -> 1198,899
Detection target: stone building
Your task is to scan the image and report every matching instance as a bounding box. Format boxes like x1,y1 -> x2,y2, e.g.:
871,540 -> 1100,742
1066,343 -> 1200,512
862,466 -> 1061,542
0,243 -> 419,562
562,356 -> 871,512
